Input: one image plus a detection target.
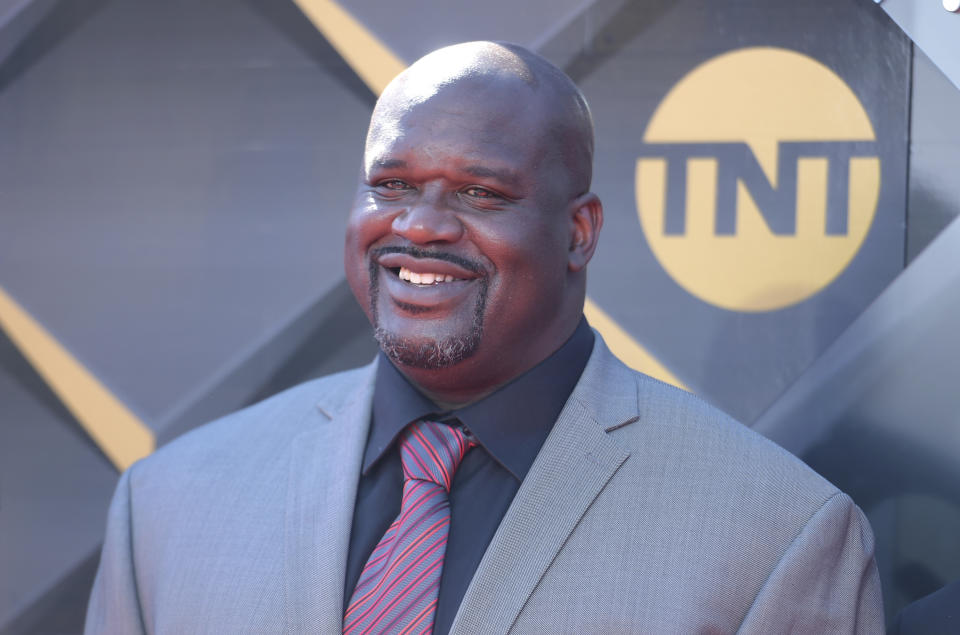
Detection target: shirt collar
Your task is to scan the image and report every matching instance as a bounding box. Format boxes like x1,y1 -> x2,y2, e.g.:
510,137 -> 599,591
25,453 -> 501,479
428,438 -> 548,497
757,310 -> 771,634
366,317 -> 594,480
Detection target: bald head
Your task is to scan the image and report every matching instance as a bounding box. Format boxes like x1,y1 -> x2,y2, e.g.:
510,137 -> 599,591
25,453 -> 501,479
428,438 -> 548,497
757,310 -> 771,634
346,41 -> 604,402
369,41 -> 595,197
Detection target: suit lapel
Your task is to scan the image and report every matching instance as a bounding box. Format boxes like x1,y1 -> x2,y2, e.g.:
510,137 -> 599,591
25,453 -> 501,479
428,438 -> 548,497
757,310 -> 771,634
284,362 -> 377,634
450,337 -> 637,634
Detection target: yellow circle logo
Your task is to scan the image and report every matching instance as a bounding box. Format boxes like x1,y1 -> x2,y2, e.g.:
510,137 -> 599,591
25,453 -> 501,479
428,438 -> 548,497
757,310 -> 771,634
636,47 -> 880,312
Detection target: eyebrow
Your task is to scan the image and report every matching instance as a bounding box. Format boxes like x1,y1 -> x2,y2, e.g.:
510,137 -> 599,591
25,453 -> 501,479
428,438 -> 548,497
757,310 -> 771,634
368,158 -> 522,187
370,158 -> 407,170
463,165 -> 521,186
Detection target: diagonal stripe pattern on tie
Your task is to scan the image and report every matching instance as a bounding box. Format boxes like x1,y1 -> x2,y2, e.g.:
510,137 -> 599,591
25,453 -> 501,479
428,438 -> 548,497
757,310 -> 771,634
344,420 -> 476,635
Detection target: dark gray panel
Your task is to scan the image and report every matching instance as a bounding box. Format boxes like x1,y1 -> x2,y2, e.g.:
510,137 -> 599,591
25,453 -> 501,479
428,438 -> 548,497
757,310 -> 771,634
246,279 -> 378,406
531,0 -> 630,72
753,213 -> 960,485
0,0 -> 371,432
753,215 -> 960,619
0,0 -> 58,71
879,0 -> 960,92
907,48 -> 960,263
0,330 -> 116,630
157,279 -> 378,445
340,0 -> 597,64
0,0 -> 31,25
0,548 -> 98,635
560,0 -> 674,85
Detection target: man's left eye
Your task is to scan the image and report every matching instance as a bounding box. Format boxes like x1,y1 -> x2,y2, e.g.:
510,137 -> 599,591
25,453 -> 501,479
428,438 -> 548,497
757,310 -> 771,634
462,186 -> 500,200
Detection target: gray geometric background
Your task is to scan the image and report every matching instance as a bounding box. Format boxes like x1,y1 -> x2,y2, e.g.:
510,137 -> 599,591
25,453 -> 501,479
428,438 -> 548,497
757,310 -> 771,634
1,0 -> 958,632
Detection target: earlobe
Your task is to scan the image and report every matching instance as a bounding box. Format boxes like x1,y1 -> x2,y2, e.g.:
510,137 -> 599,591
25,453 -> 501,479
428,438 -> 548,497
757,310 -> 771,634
568,193 -> 603,272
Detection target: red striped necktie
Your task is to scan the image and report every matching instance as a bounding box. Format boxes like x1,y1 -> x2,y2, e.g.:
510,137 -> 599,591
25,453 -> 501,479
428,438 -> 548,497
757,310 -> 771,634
344,420 -> 476,635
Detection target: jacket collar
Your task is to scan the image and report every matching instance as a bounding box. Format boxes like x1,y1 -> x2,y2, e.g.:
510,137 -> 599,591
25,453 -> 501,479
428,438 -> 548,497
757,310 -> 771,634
284,360 -> 378,634
451,334 -> 641,634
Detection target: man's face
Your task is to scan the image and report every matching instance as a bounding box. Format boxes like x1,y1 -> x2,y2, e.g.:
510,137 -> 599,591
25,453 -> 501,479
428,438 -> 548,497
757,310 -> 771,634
344,79 -> 579,394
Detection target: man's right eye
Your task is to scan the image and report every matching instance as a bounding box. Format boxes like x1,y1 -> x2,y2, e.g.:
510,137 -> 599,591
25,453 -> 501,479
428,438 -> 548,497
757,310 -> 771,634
377,179 -> 412,191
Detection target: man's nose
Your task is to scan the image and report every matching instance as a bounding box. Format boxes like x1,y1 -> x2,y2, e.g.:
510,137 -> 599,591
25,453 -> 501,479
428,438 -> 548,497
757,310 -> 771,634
391,190 -> 464,244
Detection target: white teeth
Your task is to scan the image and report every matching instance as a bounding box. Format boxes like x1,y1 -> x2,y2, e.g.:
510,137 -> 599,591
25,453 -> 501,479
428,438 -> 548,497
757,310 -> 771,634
398,266 -> 460,284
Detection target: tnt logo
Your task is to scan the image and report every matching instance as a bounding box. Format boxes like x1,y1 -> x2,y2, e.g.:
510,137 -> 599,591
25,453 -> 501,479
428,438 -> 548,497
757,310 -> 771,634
636,47 -> 880,312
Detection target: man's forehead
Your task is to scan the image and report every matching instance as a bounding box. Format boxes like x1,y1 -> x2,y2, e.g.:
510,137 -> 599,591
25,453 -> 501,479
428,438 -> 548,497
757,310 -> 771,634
373,72 -> 539,131
390,42 -> 536,103
367,42 -> 548,141
365,79 -> 546,161
361,41 -> 594,195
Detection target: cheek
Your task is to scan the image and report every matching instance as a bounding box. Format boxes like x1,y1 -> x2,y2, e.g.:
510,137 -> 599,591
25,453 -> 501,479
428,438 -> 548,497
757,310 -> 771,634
345,197 -> 397,254
343,239 -> 370,317
482,223 -> 569,294
343,203 -> 394,314
347,196 -> 390,239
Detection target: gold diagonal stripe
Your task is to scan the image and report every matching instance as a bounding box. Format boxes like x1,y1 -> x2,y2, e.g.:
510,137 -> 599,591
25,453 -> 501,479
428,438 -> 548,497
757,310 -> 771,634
0,285 -> 154,470
583,298 -> 687,389
292,0 -> 406,94
292,0 -> 688,391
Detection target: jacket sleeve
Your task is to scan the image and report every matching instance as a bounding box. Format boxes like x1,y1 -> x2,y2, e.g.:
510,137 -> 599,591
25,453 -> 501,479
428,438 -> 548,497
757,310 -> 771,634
85,466 -> 147,634
737,491 -> 884,634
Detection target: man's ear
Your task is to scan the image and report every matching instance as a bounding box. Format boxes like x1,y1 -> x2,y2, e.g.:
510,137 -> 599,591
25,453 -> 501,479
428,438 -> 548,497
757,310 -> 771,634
568,192 -> 603,272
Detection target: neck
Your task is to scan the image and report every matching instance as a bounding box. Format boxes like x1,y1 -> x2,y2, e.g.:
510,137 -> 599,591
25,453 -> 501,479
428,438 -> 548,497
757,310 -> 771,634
391,312 -> 583,410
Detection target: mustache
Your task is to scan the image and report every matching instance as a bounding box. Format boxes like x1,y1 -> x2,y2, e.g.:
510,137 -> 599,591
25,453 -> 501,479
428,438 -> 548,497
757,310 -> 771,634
371,245 -> 484,275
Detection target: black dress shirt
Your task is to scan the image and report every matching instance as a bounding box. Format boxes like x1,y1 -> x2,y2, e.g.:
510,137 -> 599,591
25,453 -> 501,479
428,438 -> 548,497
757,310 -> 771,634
344,318 -> 594,634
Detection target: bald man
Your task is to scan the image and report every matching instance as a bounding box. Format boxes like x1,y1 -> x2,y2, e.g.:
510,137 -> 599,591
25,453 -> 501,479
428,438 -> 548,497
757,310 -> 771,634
87,42 -> 883,634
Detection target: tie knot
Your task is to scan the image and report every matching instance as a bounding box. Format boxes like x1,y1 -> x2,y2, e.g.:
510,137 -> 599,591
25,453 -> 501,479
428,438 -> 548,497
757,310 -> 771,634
399,420 -> 475,492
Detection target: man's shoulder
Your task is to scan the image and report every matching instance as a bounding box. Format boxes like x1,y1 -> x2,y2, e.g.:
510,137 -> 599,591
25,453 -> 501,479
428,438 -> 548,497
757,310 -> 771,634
638,369 -> 834,495
130,362 -> 376,483
519,348 -> 880,633
583,340 -> 839,505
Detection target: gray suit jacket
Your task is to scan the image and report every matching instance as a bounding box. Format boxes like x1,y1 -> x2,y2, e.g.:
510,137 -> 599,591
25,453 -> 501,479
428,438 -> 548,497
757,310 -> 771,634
86,334 -> 883,633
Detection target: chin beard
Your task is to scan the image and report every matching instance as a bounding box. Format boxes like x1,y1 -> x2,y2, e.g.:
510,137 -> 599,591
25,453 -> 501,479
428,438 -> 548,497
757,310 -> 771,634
374,324 -> 483,369
369,255 -> 487,370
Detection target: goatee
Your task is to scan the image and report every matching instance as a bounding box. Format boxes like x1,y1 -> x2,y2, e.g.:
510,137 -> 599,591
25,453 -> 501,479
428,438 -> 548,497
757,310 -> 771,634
368,246 -> 487,369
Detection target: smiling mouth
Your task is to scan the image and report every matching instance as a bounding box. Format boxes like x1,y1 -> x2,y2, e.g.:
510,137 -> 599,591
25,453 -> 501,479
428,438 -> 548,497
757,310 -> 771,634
394,266 -> 463,285
374,247 -> 483,290
369,254 -> 489,369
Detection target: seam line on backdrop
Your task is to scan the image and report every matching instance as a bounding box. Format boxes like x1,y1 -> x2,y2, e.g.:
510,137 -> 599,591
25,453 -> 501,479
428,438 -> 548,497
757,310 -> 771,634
0,286 -> 154,471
